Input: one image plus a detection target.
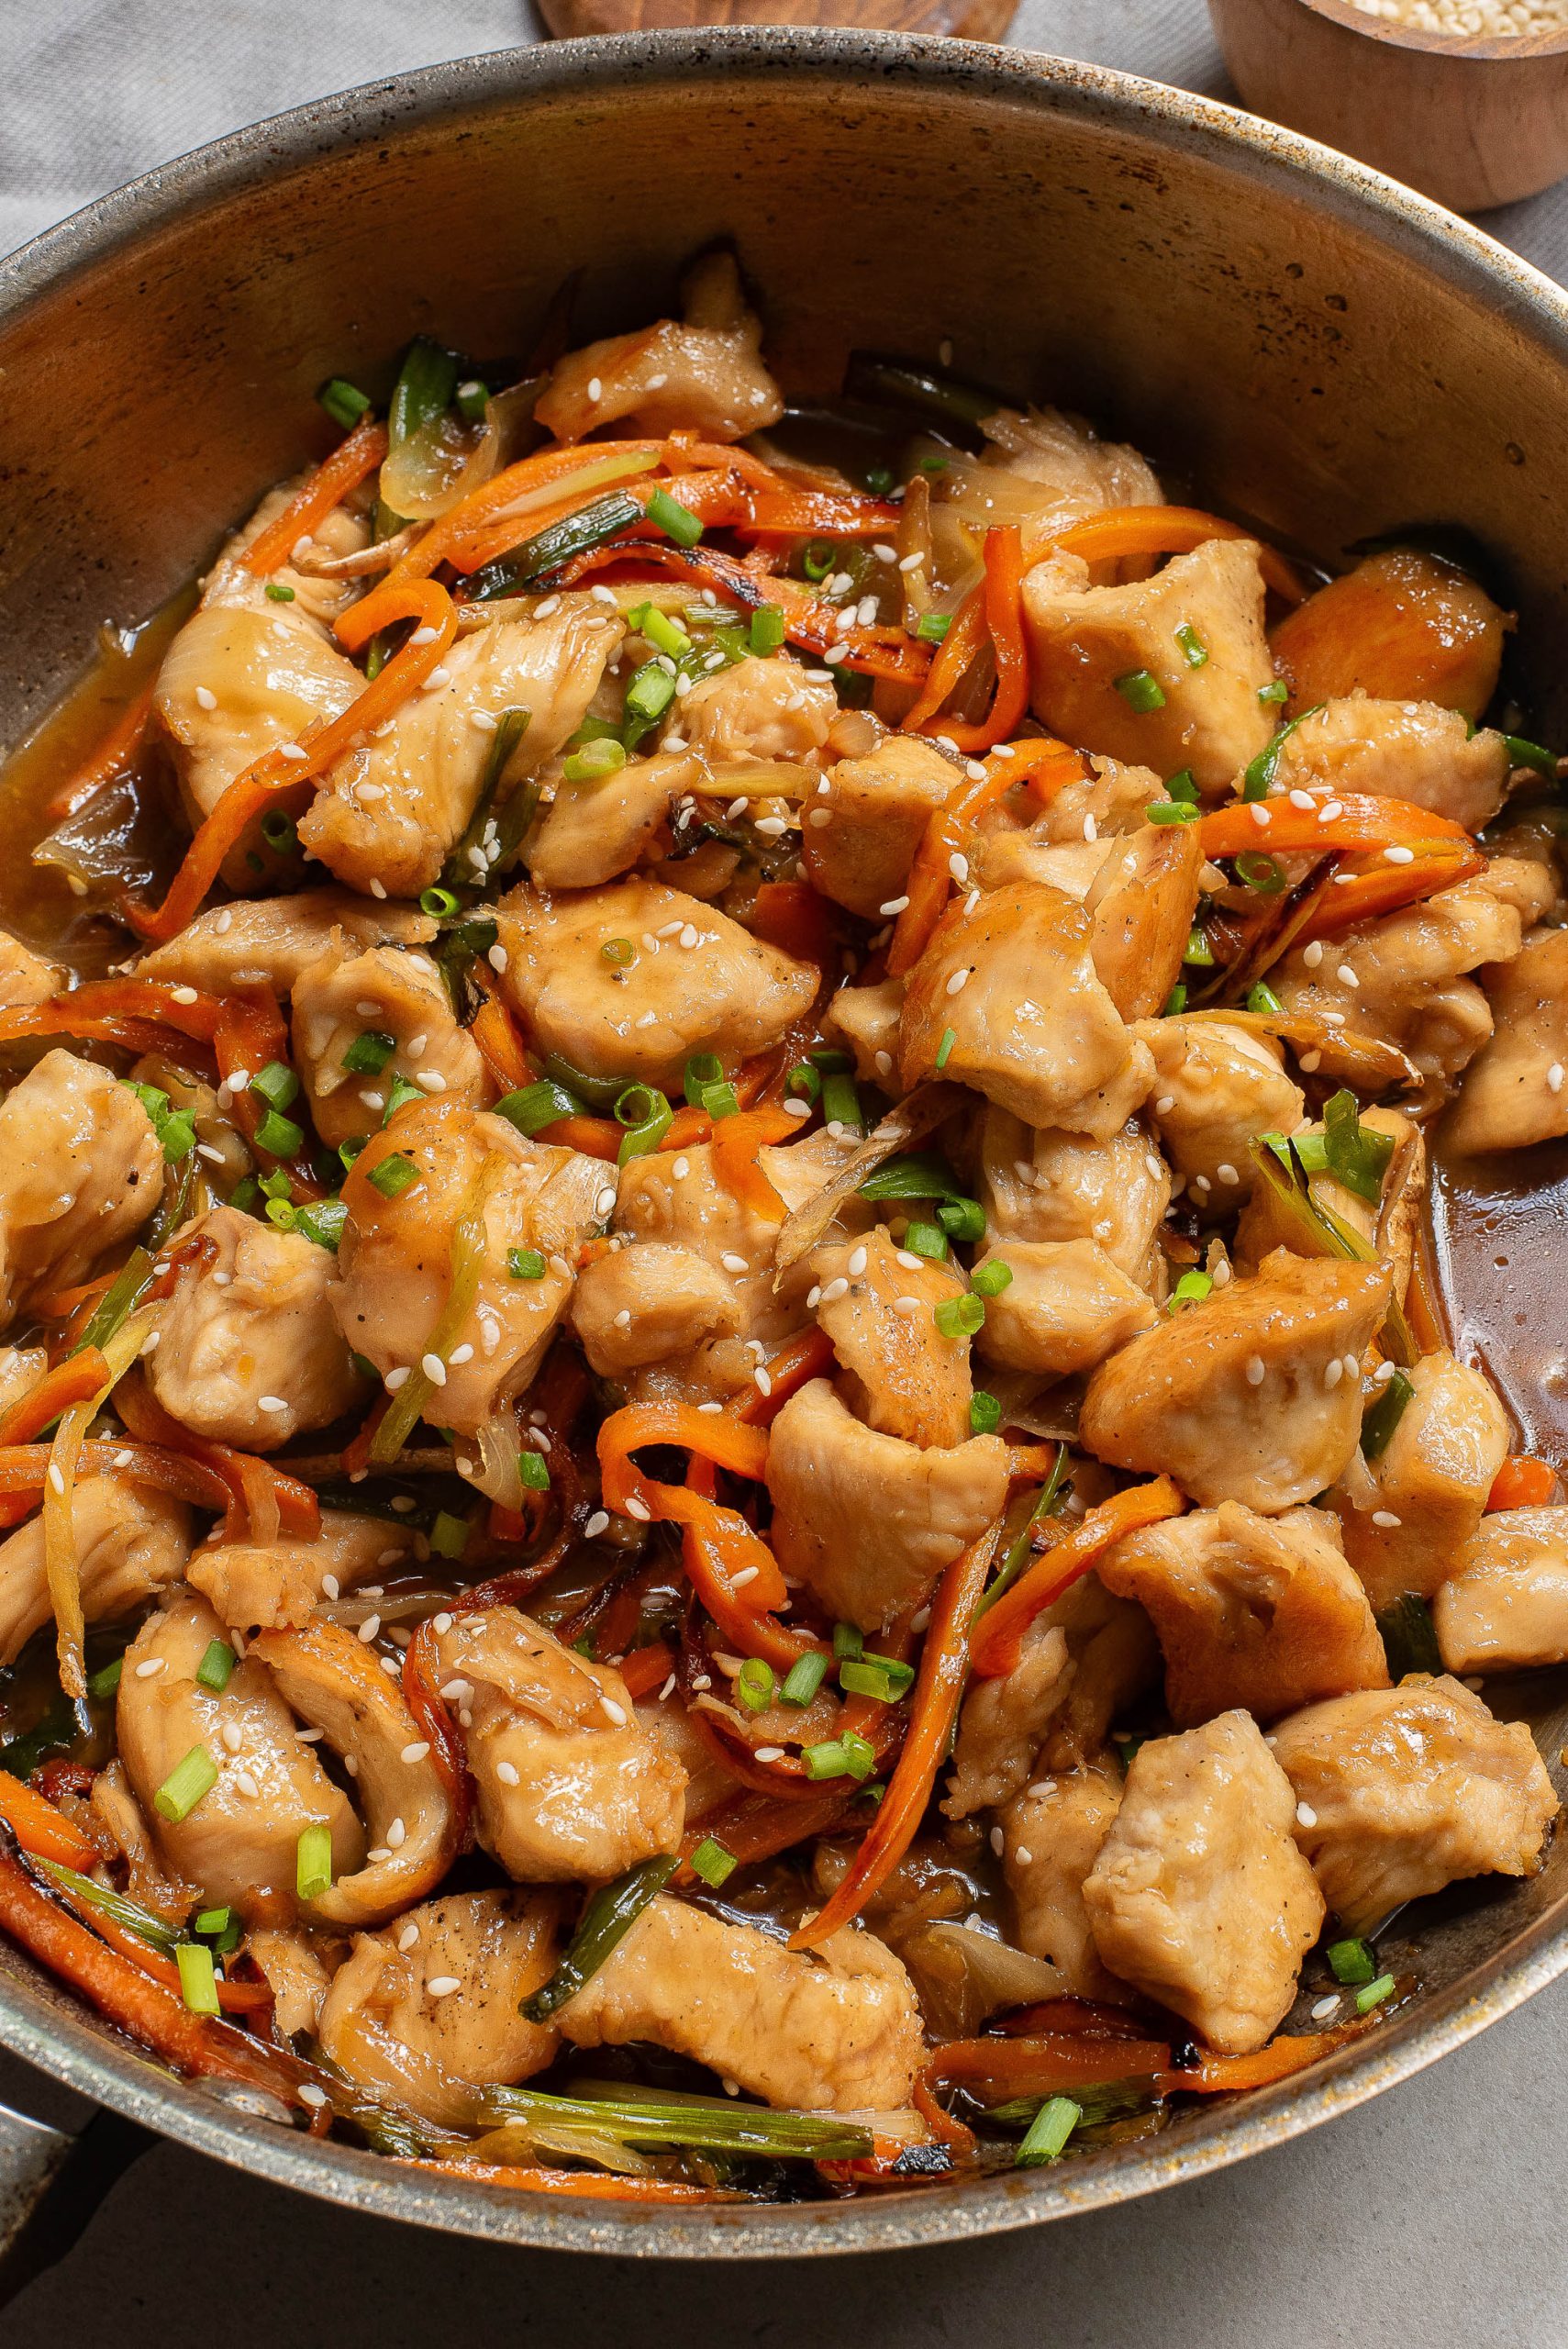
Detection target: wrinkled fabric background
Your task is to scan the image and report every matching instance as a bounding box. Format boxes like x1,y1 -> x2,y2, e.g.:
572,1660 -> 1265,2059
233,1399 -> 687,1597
1,3 -> 1566,2342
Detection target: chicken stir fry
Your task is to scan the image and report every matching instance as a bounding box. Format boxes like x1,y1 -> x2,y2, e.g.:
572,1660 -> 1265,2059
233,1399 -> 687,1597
0,273 -> 1562,2210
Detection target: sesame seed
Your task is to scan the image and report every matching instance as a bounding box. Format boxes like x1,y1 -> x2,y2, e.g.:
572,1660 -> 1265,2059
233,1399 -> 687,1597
1311,1995 -> 1340,2021
894,1295 -> 923,1314
358,1615 -> 382,1643
46,1463 -> 64,1496
401,1742 -> 430,1765
427,1976 -> 462,1998
1324,1358 -> 1343,1388
1250,803 -> 1271,829
595,1186 -> 617,1218
495,1760 -> 521,1787
753,1745 -> 784,1762
135,1656 -> 165,1678
398,1923 -> 421,1953
1155,1095 -> 1175,1115
600,1696 -> 628,1727
848,1245 -> 868,1277
236,1770 -> 261,1798
721,1251 -> 749,1274
1337,964 -> 1359,988
1550,1063 -> 1565,1094
819,1276 -> 850,1303
1217,1163 -> 1240,1185
1296,1801 -> 1318,1828
220,1722 -> 243,1753
945,968 -> 971,997
1083,814 -> 1098,842
1384,843 -> 1415,864
879,896 -> 910,917
257,1394 -> 287,1414
420,1353 -> 448,1386
625,1496 -> 651,1522
369,880 -> 387,899
1245,1355 -> 1266,1386
1302,940 -> 1325,968
989,1825 -> 1005,1856
1372,1509 -> 1404,1528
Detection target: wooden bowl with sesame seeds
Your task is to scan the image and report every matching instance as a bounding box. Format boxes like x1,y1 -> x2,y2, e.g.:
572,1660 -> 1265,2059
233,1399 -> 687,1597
1208,0 -> 1568,210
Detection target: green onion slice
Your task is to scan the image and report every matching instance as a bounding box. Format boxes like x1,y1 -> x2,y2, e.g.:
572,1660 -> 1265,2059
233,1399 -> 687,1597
521,1854 -> 679,2021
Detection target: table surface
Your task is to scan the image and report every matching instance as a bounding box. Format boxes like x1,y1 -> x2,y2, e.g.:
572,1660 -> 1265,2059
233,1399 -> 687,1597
3,3 -> 1566,2341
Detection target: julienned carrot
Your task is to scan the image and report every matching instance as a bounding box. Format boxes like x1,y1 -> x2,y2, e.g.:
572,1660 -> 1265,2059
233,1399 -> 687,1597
404,2160 -> 739,2202
130,577 -> 457,943
40,1870 -> 272,2015
617,1642 -> 677,1701
790,1521 -> 1001,1951
711,1107 -> 797,1221
885,735 -> 1087,978
906,525 -> 1030,753
240,415 -> 390,577
731,1327 -> 834,1428
0,1772 -> 99,1870
1488,1454 -> 1559,1511
470,992 -> 535,1092
740,487 -> 903,540
45,682 -> 156,823
970,1476 -> 1186,1679
0,1441 -> 232,1521
921,2031 -> 1172,2109
1197,791 -> 1472,862
0,1351 -> 109,1447
402,1619 -> 474,1854
1161,2020 -> 1373,2094
898,584 -> 987,734
1034,504 -> 1307,605
0,976 -> 225,1068
1290,842 -> 1485,942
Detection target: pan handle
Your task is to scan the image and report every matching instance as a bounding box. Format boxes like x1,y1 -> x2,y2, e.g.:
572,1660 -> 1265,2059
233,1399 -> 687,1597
0,2092 -> 150,2309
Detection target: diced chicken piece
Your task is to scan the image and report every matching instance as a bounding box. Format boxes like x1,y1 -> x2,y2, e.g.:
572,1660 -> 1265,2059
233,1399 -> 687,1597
1083,1710 -> 1325,2053
822,976 -> 905,1091
636,1687 -> 740,1821
1273,860 -> 1551,1090
535,251 -> 784,444
186,1508 -> 417,1633
0,1480 -> 189,1668
117,1591 -> 362,1921
1081,1249 -> 1392,1512
246,1927 -> 335,2038
332,1106 -> 603,1439
317,1889 -> 560,2127
973,1238 -> 1156,1379
1270,1676 -> 1557,1931
1037,1573 -> 1162,1771
0,1051 -> 161,1327
810,1227 -> 972,1448
571,1241 -> 741,1377
147,1204 -> 360,1453
251,1617 -> 456,1929
973,831 -> 1114,899
1443,926 -> 1568,1153
495,874 -> 816,1089
1098,1498 -> 1387,1727
299,600 -> 622,898
1083,822 -> 1204,1019
1024,539 -> 1276,795
0,1345 -> 46,1419
1434,1508 -> 1568,1675
525,751 -> 689,891
433,1608 -> 685,1883
1137,1018 -> 1305,1205
1269,550 -> 1508,721
973,404 -> 1164,539
944,1622 -> 1072,1818
1016,754 -> 1171,847
975,1108 -> 1171,1282
766,1376 -> 1008,1631
1234,1106 -> 1424,1306
1271,696 -> 1511,834
1334,1350 -> 1509,1610
559,1893 -> 924,2111
616,1139 -> 807,1348
290,941 -> 489,1150
803,735 -> 957,918
0,930 -> 65,1008
678,657 -> 837,763
900,882 -> 1154,1139
136,890 -> 435,998
1002,1764 -> 1125,1997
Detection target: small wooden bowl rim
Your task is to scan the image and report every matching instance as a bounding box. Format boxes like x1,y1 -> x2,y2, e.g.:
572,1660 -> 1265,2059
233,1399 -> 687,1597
1292,0 -> 1568,61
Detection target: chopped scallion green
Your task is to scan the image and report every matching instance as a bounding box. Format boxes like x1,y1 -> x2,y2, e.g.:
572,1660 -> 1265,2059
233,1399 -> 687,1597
1114,668 -> 1166,713
689,1836 -> 738,1888
253,1107 -> 304,1158
1173,623 -> 1208,669
646,485 -> 702,547
430,1510 -> 470,1561
154,1747 -> 217,1824
1355,1972 -> 1396,2016
915,612 -> 951,644
736,1658 -> 777,1714
318,377 -> 372,429
934,1293 -> 985,1338
176,1942 -> 220,2015
1247,980 -> 1284,1016
750,606 -> 785,655
833,1622 -> 864,1662
1016,2094 -> 1082,2165
195,1640 -> 235,1693
341,1030 -> 396,1076
563,737 -> 628,785
970,1259 -> 1013,1298
934,1026 -> 957,1070
507,1247 -> 547,1281
902,1219 -> 948,1261
970,1389 -> 1002,1436
517,1450 -> 550,1493
781,1652 -> 829,1707
296,1823 -> 334,1903
1329,1937 -> 1378,1986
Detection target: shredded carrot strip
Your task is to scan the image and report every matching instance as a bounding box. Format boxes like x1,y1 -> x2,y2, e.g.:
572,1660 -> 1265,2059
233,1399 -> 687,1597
1198,791 -> 1471,861
1161,2020 -> 1373,2094
731,1327 -> 835,1428
710,1107 -> 796,1221
470,994 -> 534,1091
1488,1454 -> 1558,1511
0,1351 -> 109,1447
906,526 -> 1030,753
403,2159 -> 738,2202
970,1476 -> 1186,1679
112,1381 -> 319,1542
1032,504 -> 1307,605
886,735 -> 1086,978
44,683 -> 156,823
1289,842 -> 1485,942
42,1874 -> 272,2014
790,1521 -> 1000,1950
899,584 -> 987,734
617,1642 -> 677,1701
402,1619 -> 474,1851
130,577 -> 456,943
922,2031 -> 1172,2108
240,416 -> 390,577
0,1773 -> 98,1870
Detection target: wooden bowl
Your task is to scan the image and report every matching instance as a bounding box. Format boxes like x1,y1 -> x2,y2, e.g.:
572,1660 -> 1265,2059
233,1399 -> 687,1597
1208,0 -> 1568,211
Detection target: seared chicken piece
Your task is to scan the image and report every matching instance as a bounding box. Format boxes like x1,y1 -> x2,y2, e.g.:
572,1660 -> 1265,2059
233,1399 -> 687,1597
1098,1499 -> 1388,1727
332,1107 -> 603,1439
558,1893 -> 924,2111
299,600 -> 622,898
534,251 -> 784,444
1270,1676 -> 1557,1932
1083,1710 -> 1325,2054
245,1927 -> 335,2038
0,930 -> 66,1008
972,1237 -> 1157,1379
803,735 -> 957,918
433,1608 -> 686,1883
317,1890 -> 560,2127
973,832 -> 1113,899
975,1108 -> 1170,1283
1009,753 -> 1170,849
1137,1019 -> 1305,1206
899,882 -> 1154,1139
1083,823 -> 1204,1020
1443,927 -> 1568,1154
187,1508 -> 417,1633
678,656 -> 837,763
290,941 -> 490,1150
1002,1764 -> 1126,1998
973,403 -> 1163,539
0,1051 -> 161,1326
1081,1249 -> 1392,1512
148,1204 -> 361,1453
810,1227 -> 973,1448
821,976 -> 906,1091
136,890 -> 435,998
525,751 -> 690,892
252,1617 -> 457,1930
1268,550 -> 1507,721
1024,538 -> 1276,795
1334,1351 -> 1510,1609
766,1376 -> 1008,1631
117,1592 -> 362,1921
495,874 -> 817,1090
0,1481 -> 189,1667
571,1241 -> 742,1377
1036,1574 -> 1162,1771
944,1621 -> 1072,1818
1434,1508 -> 1568,1675
1234,1105 -> 1424,1306
1273,859 -> 1553,1090
1271,697 -> 1511,834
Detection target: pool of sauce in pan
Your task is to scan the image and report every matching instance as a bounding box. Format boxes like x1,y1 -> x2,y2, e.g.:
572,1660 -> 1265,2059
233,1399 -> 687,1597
1430,1134 -> 1568,1460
